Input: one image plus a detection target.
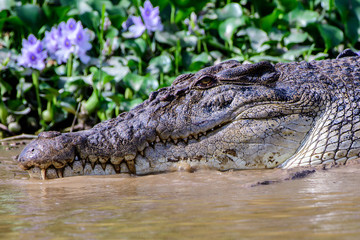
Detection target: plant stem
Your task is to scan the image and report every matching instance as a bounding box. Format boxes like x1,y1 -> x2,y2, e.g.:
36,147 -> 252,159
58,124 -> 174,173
175,40 -> 181,75
170,3 -> 176,24
67,54 -> 73,77
98,3 -> 106,97
138,59 -> 142,75
32,70 -> 42,119
160,73 -> 164,86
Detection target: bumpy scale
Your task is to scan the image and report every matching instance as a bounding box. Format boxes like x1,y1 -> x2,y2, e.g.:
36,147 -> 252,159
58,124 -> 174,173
17,50 -> 360,179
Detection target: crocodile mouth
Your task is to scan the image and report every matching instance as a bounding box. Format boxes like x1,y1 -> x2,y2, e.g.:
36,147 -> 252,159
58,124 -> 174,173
26,156 -> 135,180
24,122 -> 229,180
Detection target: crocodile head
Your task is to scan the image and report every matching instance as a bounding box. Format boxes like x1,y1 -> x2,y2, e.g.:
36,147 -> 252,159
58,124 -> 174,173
19,56 -> 359,179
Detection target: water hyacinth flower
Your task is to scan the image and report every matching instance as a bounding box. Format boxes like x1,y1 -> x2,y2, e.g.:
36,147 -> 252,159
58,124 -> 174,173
140,0 -> 163,32
43,18 -> 92,64
122,0 -> 163,38
122,16 -> 146,38
43,27 -> 60,58
18,34 -> 47,70
184,12 -> 205,36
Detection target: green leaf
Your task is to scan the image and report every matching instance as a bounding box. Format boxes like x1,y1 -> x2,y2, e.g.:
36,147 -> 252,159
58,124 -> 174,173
216,3 -> 243,20
274,0 -> 298,11
90,0 -> 113,13
189,52 -> 210,71
123,73 -> 145,92
0,0 -> 15,11
155,31 -> 179,46
334,0 -> 360,44
285,9 -> 319,27
147,54 -> 173,75
85,90 -> 99,114
284,32 -> 309,47
42,6 -> 70,24
317,24 -> 344,50
123,38 -> 147,57
9,107 -> 31,115
80,11 -> 100,32
141,76 -> 159,96
105,26 -> 119,39
259,9 -> 281,32
0,100 -> 8,124
246,27 -> 270,53
168,0 -> 208,12
218,18 -> 245,42
321,0 -> 335,11
15,4 -> 45,33
59,101 -> 76,115
282,46 -> 312,60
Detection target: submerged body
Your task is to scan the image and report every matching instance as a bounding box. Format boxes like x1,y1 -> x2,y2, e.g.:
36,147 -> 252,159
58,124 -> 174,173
18,51 -> 360,179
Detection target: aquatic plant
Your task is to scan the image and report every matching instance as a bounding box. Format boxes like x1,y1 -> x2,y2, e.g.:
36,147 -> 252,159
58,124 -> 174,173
0,0 -> 359,138
18,34 -> 47,70
123,0 -> 163,38
43,19 -> 92,64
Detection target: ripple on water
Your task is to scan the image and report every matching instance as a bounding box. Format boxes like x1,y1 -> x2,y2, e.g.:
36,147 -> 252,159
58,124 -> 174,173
1,146 -> 360,239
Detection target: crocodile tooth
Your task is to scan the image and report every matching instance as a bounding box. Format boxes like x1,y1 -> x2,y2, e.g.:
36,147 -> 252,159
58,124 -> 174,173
156,136 -> 161,142
139,150 -> 144,157
90,161 -> 96,169
74,155 -> 79,161
188,135 -> 193,140
110,156 -> 124,165
57,168 -> 63,178
162,138 -> 166,144
99,157 -> 109,164
183,137 -> 188,143
114,164 -> 121,173
173,139 -> 178,144
193,134 -> 199,140
101,162 -> 106,171
126,159 -> 136,174
41,168 -> 46,180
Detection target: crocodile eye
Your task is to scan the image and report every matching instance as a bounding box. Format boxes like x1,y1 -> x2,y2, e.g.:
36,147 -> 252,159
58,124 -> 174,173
194,76 -> 218,89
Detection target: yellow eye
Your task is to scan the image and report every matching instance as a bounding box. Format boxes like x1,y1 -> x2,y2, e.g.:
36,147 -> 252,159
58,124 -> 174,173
200,77 -> 212,85
195,76 -> 217,89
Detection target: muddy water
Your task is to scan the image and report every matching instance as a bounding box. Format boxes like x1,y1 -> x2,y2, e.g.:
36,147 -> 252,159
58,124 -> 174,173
1,146 -> 360,239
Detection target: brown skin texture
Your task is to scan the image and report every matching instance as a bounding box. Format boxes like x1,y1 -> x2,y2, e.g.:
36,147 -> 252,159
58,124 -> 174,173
17,51 -> 360,178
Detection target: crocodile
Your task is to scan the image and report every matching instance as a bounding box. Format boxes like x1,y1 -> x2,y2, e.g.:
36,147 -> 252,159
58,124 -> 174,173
17,50 -> 360,179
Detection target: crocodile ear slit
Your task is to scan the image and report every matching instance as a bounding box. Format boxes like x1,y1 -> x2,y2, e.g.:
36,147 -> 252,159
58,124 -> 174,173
216,61 -> 279,85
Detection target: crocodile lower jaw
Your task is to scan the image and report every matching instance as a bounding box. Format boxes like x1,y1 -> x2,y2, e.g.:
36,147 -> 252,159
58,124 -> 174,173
26,158 -> 134,180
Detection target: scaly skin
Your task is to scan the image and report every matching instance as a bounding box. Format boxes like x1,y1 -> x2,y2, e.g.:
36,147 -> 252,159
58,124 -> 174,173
17,51 -> 360,179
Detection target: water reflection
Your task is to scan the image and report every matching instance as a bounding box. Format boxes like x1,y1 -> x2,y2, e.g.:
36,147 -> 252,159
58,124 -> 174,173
1,147 -> 360,239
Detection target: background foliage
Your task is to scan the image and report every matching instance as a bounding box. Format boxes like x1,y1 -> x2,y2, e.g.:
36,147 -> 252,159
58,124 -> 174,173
0,0 -> 359,137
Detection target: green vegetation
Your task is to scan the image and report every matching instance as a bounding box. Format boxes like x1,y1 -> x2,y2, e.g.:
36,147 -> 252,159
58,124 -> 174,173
0,0 -> 359,137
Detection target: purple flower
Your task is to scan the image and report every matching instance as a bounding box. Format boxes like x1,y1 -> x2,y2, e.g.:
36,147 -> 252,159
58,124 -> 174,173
43,18 -> 92,64
55,37 -> 74,64
126,16 -> 146,38
102,17 -> 111,31
184,12 -> 205,35
73,24 -> 92,51
140,0 -> 163,32
122,1 -> 163,38
18,34 -> 47,70
43,27 -> 59,57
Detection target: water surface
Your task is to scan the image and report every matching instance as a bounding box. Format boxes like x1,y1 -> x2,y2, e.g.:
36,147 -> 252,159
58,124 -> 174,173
1,145 -> 360,239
